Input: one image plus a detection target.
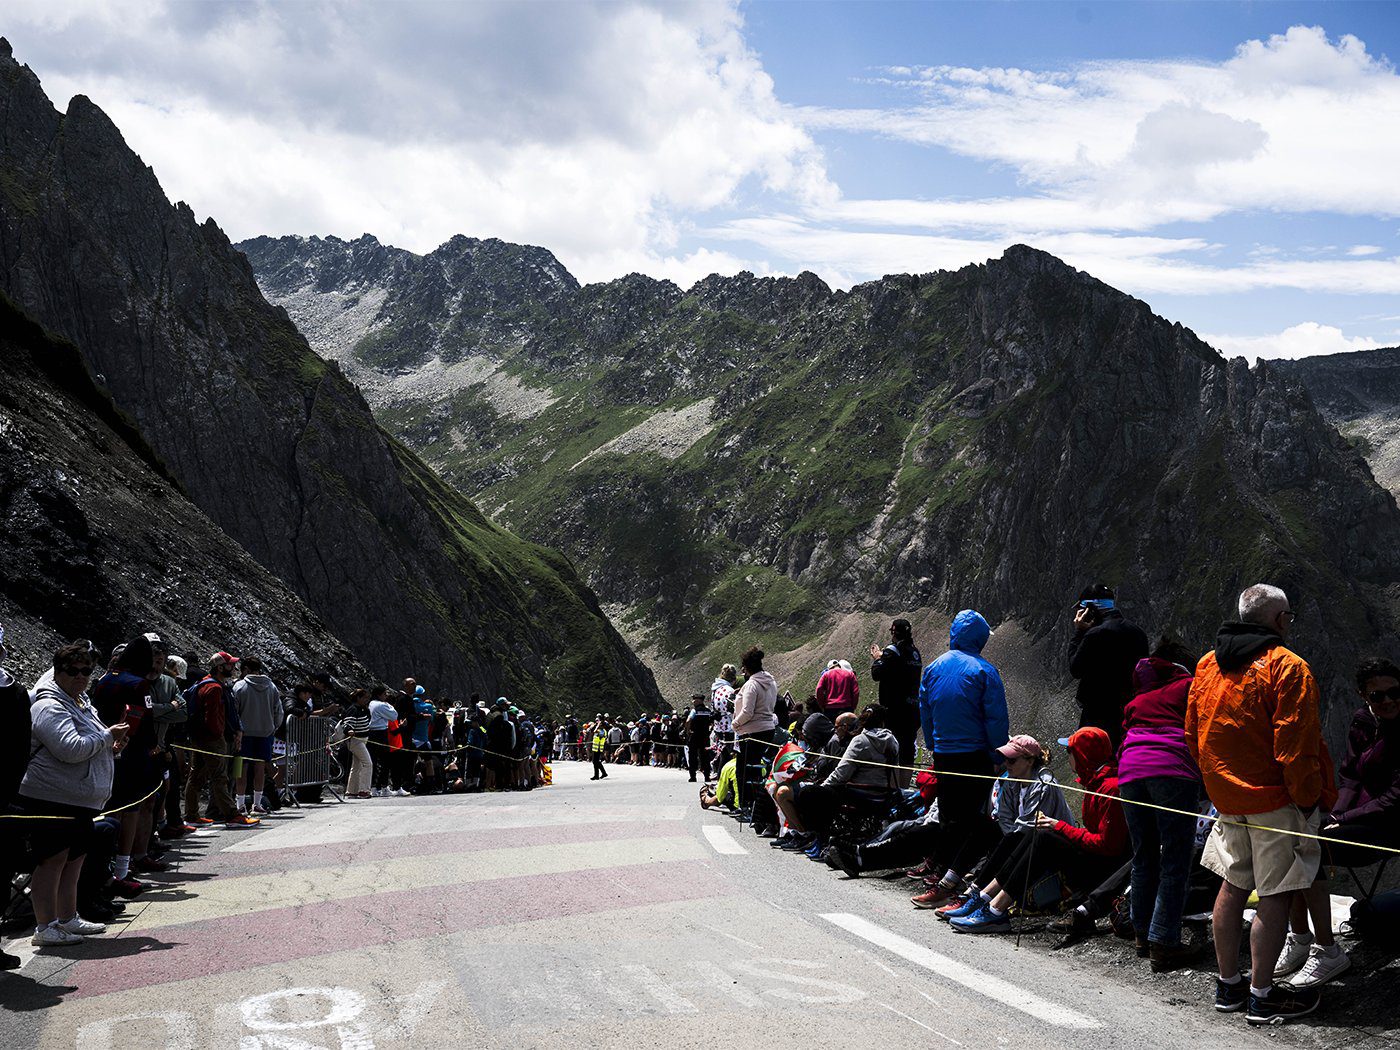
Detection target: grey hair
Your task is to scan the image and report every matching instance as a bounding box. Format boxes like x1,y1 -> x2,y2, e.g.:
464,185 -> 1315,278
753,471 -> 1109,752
1239,584 -> 1289,625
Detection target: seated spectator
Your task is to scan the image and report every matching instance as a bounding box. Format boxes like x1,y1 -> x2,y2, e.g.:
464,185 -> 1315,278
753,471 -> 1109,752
20,642 -> 126,949
792,706 -> 901,838
947,727 -> 1128,933
920,733 -> 1070,909
701,754 -> 739,810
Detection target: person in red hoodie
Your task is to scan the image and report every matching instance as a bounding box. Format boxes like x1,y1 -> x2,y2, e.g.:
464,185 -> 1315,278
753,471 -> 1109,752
814,660 -> 860,716
949,726 -> 1129,933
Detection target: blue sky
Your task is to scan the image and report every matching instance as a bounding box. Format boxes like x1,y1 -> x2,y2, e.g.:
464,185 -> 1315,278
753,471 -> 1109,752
7,0 -> 1400,357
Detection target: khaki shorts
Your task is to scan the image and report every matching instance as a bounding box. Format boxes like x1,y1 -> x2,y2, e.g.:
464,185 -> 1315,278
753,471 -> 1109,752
1201,803 -> 1322,897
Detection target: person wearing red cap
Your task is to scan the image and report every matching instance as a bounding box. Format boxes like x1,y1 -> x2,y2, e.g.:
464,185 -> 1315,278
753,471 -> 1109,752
182,652 -> 250,827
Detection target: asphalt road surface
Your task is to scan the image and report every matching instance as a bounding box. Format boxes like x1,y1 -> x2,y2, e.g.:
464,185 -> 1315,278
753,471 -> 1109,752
2,762 -> 1395,1049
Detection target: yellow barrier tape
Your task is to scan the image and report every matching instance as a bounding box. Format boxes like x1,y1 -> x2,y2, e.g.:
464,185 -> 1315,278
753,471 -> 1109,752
0,780 -> 164,822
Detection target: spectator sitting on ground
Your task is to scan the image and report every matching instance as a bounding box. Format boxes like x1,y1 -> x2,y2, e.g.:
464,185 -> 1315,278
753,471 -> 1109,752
701,753 -> 739,810
947,726 -> 1128,934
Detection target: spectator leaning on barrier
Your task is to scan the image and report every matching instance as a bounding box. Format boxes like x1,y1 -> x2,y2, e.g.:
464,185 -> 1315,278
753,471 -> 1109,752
1068,584 -> 1149,751
1185,583 -> 1327,1025
917,610 -> 1010,905
870,618 -> 923,772
732,646 -> 779,816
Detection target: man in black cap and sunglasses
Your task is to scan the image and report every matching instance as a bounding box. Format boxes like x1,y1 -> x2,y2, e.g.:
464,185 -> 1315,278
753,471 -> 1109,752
1068,584 -> 1148,751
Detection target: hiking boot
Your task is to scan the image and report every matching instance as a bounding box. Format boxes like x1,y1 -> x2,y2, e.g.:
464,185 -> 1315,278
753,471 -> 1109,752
1149,939 -> 1204,972
1246,985 -> 1321,1025
1286,945 -> 1351,988
1214,978 -> 1248,1013
911,882 -> 957,909
1274,932 -> 1312,977
225,814 -> 261,828
951,903 -> 1011,934
829,846 -> 861,879
1052,910 -> 1097,950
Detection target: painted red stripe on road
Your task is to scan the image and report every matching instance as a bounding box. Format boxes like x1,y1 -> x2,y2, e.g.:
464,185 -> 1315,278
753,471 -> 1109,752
173,820 -> 671,876
68,859 -> 719,999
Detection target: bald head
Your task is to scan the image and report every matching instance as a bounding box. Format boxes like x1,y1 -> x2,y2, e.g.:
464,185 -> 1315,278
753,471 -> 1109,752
834,712 -> 859,738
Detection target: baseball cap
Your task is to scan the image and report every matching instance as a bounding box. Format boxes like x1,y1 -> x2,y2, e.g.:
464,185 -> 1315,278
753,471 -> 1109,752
143,632 -> 166,647
213,650 -> 240,666
996,734 -> 1043,762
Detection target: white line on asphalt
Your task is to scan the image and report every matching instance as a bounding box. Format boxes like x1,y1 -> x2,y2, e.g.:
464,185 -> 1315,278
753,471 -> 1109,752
879,1002 -> 963,1046
702,824 -> 748,855
696,921 -> 764,951
822,913 -> 1102,1031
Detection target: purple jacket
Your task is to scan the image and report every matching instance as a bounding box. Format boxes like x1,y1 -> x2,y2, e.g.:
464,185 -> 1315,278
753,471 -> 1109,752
1333,707 -> 1400,827
1118,658 -> 1201,785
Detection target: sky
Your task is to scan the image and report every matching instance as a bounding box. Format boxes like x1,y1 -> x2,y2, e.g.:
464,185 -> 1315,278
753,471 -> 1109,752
6,1 -> 1400,358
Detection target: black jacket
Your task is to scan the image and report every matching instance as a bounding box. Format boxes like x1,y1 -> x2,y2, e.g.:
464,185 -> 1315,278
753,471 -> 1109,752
1068,611 -> 1148,730
872,639 -> 923,716
2,678 -> 31,806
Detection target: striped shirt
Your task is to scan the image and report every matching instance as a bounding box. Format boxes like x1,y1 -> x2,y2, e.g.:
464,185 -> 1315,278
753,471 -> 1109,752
342,710 -> 372,736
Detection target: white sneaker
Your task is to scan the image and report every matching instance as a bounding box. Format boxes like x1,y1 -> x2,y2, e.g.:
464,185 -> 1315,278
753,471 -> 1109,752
394,787 -> 410,797
32,924 -> 83,946
57,916 -> 107,936
1287,945 -> 1351,988
1274,933 -> 1313,977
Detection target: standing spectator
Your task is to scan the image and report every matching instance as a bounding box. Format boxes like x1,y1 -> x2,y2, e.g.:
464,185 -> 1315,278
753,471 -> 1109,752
710,664 -> 738,752
20,641 -> 126,948
1117,640 -> 1203,971
685,695 -> 715,782
232,656 -> 283,815
365,685 -> 399,796
917,610 -> 1009,904
152,650 -> 191,839
869,618 -> 923,772
1185,584 -> 1326,1024
1068,584 -> 1148,750
341,689 -> 374,798
0,623 -> 33,968
733,646 -> 779,819
91,636 -> 161,884
590,720 -> 609,780
184,652 -> 249,827
814,659 -> 860,716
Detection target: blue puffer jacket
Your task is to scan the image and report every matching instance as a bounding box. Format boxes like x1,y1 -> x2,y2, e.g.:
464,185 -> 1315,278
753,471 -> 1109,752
917,610 -> 1009,756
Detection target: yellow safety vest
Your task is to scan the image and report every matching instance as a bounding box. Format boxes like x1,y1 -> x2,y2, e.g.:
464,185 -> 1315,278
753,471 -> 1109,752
591,732 -> 606,753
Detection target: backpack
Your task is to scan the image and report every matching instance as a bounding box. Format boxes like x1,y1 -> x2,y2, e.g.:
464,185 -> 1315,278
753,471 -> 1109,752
182,677 -> 216,734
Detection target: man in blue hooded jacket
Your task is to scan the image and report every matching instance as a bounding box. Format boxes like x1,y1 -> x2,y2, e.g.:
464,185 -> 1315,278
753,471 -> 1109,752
916,610 -> 1010,901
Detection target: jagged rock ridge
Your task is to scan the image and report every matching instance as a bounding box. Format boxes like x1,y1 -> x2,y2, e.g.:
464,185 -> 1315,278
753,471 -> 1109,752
243,232 -> 1400,748
0,40 -> 660,714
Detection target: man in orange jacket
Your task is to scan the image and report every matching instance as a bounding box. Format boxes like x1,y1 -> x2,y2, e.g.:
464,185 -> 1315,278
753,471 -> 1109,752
1185,584 -> 1325,1025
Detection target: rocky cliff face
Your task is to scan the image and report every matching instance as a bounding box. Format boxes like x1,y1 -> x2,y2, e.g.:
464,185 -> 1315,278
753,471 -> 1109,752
0,41 -> 659,714
0,293 -> 369,685
244,231 -> 1400,747
1275,348 -> 1400,502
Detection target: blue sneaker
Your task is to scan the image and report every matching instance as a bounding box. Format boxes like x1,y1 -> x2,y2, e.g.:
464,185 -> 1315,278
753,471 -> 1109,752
937,895 -> 983,922
951,903 -> 1011,933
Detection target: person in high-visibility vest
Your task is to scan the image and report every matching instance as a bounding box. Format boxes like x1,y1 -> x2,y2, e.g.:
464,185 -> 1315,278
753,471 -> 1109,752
590,722 -> 609,781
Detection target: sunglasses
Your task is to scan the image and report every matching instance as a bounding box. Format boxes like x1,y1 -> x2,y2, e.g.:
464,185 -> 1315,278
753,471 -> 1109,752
1367,686 -> 1400,705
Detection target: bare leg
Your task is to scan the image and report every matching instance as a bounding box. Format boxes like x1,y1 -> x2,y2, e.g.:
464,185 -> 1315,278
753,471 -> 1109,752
57,856 -> 85,920
1302,878 -> 1334,948
1212,880 -> 1250,979
1250,892 -> 1293,988
131,799 -> 155,861
773,786 -> 805,832
1288,891 -> 1311,935
29,851 -> 69,926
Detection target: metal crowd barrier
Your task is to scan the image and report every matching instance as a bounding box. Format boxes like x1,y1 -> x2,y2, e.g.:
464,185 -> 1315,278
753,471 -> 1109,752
282,715 -> 344,802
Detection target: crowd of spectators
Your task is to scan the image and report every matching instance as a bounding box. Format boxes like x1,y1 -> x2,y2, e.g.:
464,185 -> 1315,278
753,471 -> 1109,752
686,585 -> 1400,1027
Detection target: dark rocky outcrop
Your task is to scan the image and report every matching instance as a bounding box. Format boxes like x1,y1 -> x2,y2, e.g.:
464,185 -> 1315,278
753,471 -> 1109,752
0,40 -> 659,714
245,235 -> 1400,748
0,293 -> 368,685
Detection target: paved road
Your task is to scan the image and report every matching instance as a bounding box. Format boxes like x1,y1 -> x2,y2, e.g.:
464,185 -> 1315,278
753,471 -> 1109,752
1,762 -> 1392,1048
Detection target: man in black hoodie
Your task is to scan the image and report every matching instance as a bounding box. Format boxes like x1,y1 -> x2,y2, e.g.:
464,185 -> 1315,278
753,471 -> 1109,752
1068,584 -> 1148,751
870,618 -> 923,773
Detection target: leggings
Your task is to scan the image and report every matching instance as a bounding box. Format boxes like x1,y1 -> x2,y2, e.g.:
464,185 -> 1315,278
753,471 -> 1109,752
592,752 -> 607,778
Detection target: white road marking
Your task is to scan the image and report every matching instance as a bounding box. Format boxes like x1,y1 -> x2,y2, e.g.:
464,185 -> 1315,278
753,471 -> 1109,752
702,824 -> 747,855
821,913 -> 1102,1031
880,1002 -> 963,1046
695,921 -> 764,951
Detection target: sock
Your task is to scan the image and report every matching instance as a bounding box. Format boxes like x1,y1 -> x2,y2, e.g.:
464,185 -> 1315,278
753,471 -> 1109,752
978,890 -> 992,902
944,868 -> 958,884
1074,904 -> 1090,917
236,796 -> 246,813
1319,942 -> 1341,957
113,855 -> 131,880
252,790 -> 263,810
853,847 -> 863,867
988,903 -> 1006,917
1250,984 -> 1272,998
1290,931 -> 1314,945
1219,973 -> 1243,985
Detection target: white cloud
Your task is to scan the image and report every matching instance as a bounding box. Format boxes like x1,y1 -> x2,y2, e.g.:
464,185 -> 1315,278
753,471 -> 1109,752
1202,322 -> 1388,361
4,0 -> 831,283
1348,245 -> 1384,256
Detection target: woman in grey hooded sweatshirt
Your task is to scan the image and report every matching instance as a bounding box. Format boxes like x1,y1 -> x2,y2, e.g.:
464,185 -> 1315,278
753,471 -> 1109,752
20,641 -> 127,947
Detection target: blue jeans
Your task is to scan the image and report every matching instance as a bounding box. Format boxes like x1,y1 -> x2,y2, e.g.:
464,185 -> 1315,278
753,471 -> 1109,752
1121,776 -> 1199,946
